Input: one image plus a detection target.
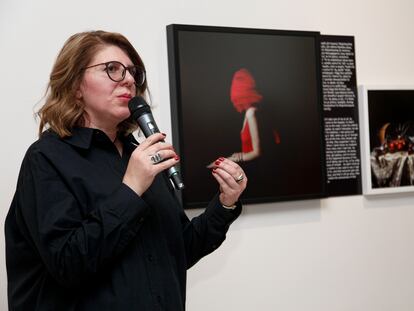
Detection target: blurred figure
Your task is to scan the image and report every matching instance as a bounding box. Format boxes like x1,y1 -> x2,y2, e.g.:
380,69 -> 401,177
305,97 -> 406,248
228,68 -> 263,162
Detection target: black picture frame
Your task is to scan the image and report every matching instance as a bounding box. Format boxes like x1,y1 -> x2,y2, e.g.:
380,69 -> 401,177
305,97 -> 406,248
167,24 -> 327,208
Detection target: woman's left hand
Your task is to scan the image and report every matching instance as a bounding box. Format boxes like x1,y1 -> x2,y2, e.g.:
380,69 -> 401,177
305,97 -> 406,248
210,157 -> 247,207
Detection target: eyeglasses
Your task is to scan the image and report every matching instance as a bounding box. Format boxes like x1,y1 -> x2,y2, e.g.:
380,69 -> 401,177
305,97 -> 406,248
83,61 -> 146,86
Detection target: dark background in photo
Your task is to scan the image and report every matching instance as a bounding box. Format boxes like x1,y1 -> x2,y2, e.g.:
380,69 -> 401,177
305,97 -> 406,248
368,90 -> 414,150
167,25 -> 326,208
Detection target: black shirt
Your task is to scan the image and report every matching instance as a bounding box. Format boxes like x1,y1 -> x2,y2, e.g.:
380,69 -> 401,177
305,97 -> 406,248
5,128 -> 241,310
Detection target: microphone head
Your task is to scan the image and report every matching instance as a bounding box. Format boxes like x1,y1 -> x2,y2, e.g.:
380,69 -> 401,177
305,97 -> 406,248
128,96 -> 151,119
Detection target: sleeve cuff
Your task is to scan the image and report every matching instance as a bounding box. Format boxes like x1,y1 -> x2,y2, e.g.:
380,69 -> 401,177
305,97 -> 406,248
205,194 -> 242,222
106,183 -> 150,228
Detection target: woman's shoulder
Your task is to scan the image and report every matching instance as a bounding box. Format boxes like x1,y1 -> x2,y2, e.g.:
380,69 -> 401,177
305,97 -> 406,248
25,130 -> 69,159
245,107 -> 257,118
29,130 -> 62,147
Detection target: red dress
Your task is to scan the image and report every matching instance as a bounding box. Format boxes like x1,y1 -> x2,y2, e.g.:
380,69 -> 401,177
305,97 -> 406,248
241,121 -> 253,153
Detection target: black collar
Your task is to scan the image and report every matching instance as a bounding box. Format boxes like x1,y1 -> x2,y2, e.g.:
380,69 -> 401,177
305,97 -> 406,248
61,127 -> 139,150
63,127 -> 95,149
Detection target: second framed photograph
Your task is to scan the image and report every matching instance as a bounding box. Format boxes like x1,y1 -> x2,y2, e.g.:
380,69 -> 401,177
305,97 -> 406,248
359,85 -> 414,195
167,24 -> 326,208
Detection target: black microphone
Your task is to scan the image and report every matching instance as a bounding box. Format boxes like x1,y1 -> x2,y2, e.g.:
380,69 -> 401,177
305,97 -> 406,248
128,96 -> 184,190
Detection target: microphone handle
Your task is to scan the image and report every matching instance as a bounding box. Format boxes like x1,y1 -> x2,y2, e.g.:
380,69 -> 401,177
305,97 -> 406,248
137,114 -> 184,190
138,114 -> 161,137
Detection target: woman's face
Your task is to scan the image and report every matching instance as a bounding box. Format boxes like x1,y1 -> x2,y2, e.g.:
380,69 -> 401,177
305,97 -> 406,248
78,45 -> 137,129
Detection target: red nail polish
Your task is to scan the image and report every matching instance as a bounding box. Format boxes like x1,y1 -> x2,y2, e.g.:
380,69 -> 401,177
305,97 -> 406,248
215,160 -> 221,165
219,157 -> 225,161
174,156 -> 180,161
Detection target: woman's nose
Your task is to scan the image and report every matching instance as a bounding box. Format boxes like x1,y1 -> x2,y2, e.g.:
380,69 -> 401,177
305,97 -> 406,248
123,70 -> 135,85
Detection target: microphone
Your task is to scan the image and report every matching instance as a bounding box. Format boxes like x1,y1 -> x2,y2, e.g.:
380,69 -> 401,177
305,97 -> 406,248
128,96 -> 184,190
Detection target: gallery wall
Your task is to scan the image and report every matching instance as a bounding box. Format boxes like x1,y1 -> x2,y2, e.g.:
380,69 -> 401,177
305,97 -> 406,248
1,0 -> 414,310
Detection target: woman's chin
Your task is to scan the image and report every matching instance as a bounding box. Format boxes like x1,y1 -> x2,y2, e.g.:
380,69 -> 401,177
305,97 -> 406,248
115,109 -> 132,122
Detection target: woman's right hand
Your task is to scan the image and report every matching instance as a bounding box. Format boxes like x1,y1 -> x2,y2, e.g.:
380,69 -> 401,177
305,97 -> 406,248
123,133 -> 179,196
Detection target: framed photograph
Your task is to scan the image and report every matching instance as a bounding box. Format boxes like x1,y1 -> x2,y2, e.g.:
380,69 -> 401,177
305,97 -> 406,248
358,85 -> 414,194
167,24 -> 326,208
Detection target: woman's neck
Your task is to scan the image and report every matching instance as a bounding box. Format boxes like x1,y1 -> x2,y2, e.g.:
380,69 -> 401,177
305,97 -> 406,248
85,120 -> 118,143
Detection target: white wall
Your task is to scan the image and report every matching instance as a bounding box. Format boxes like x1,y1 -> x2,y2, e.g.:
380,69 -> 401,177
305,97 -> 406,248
1,0 -> 414,310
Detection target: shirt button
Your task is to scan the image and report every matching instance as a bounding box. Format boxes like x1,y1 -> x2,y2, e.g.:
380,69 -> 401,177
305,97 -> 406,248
156,295 -> 162,303
148,254 -> 154,262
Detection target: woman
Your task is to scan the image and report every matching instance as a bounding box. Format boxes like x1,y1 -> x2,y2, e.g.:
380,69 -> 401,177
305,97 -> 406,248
207,68 -> 264,168
5,30 -> 246,310
227,68 -> 263,163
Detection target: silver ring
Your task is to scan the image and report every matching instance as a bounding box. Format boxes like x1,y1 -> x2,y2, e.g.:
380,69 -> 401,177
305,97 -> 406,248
235,173 -> 244,183
150,152 -> 162,164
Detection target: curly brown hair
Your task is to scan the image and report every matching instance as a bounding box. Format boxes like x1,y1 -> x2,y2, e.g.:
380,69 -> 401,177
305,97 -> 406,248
37,30 -> 147,137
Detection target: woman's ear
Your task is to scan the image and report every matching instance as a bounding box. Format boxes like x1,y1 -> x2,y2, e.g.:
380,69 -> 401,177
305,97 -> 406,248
76,89 -> 82,100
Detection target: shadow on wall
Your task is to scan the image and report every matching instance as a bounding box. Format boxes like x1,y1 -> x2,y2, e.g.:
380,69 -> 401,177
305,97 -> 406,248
363,191 -> 414,209
185,198 -> 322,231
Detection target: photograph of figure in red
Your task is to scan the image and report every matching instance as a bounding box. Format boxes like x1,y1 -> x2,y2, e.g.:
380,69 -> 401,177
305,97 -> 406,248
208,68 -> 280,167
168,26 -> 326,207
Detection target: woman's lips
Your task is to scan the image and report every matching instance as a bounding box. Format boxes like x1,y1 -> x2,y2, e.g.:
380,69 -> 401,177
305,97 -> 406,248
118,94 -> 132,101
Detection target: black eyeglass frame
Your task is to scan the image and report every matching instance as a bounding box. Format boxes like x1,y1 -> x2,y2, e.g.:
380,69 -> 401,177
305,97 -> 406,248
83,61 -> 146,86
